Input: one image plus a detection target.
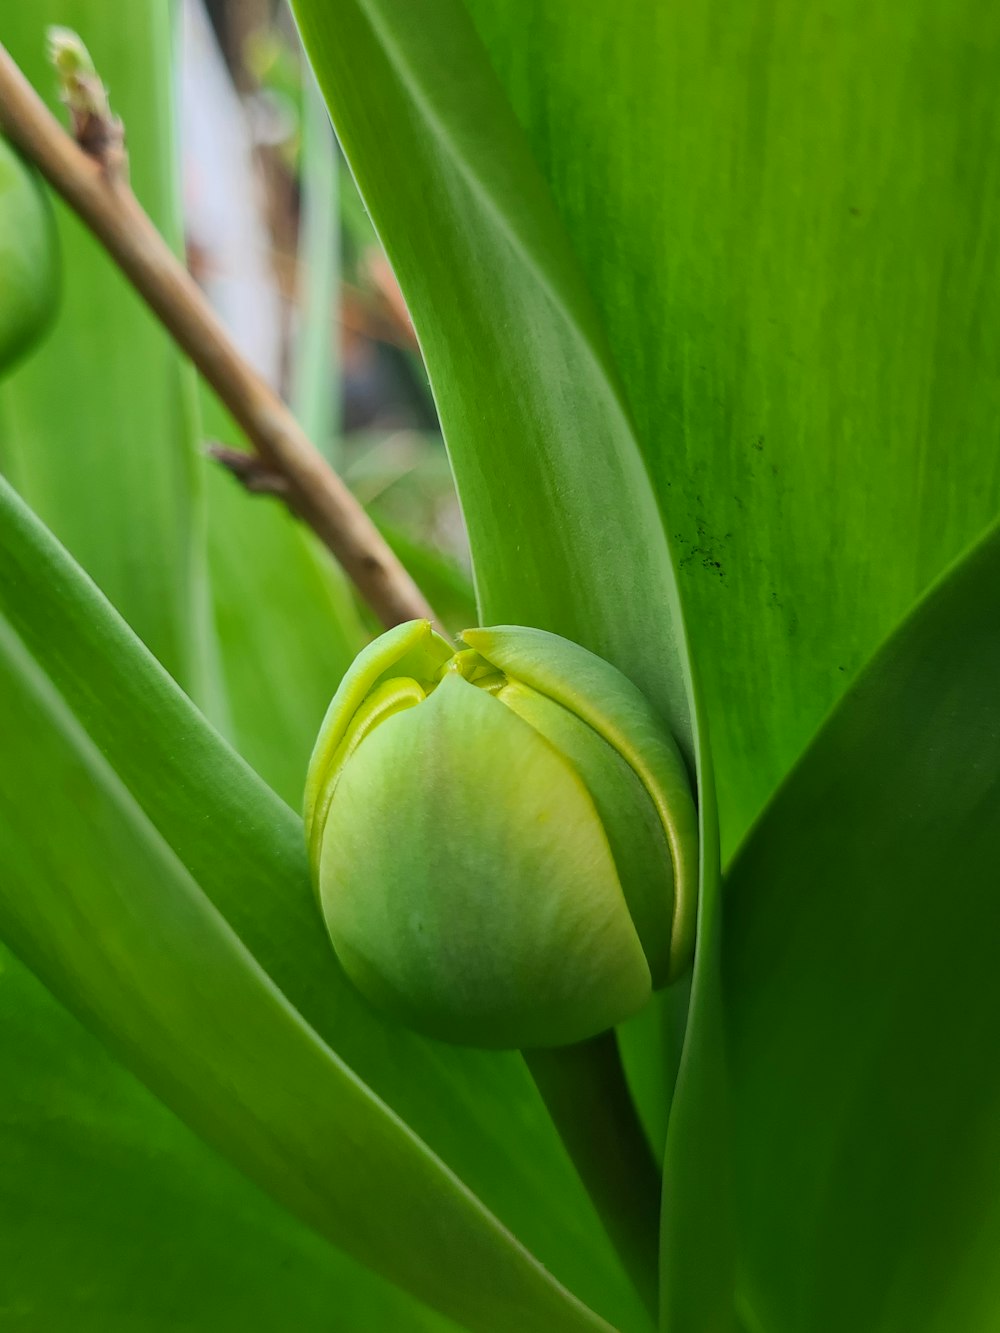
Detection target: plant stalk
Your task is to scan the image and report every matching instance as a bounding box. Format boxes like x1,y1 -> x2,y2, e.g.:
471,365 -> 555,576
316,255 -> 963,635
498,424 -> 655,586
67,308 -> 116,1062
0,39 -> 439,634
525,1030 -> 660,1322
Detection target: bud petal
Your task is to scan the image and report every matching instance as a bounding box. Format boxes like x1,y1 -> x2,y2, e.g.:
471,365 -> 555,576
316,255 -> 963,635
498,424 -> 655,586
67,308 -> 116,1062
496,678 -> 676,987
317,670 -> 651,1048
304,618 -> 452,870
463,625 -> 698,980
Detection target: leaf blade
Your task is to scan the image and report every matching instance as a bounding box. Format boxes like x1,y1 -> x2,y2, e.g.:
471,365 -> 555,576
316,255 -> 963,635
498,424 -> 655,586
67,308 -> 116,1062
0,473 -> 647,1332
463,0 -> 1000,855
724,519 -> 1000,1332
0,602 -> 613,1333
0,941 -> 449,1333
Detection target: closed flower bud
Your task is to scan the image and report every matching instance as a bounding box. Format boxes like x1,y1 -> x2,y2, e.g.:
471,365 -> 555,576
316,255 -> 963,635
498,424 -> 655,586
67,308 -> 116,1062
305,620 -> 698,1050
0,136 -> 58,372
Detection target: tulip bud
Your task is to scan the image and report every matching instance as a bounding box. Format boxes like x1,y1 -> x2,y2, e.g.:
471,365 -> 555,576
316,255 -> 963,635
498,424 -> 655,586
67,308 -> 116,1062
305,620 -> 698,1049
0,137 -> 58,372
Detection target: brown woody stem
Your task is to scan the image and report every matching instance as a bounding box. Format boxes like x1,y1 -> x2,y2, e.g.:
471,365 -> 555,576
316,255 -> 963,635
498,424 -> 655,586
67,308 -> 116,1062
0,39 -> 440,632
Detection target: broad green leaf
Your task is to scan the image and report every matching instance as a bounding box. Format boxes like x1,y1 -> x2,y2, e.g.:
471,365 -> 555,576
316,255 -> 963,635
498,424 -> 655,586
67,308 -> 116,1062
306,13 -> 1000,1326
463,0 -> 1000,855
0,2 -> 214,704
0,942 -> 449,1332
724,520 -> 1000,1333
0,475 -> 648,1333
0,596 -> 612,1333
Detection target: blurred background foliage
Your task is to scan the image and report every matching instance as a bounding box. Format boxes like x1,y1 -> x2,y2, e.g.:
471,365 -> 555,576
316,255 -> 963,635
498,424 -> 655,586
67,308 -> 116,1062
192,0 -> 464,554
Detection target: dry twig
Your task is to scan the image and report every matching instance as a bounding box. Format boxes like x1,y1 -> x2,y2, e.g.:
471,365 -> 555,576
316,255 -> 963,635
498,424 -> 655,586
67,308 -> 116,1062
0,37 -> 439,632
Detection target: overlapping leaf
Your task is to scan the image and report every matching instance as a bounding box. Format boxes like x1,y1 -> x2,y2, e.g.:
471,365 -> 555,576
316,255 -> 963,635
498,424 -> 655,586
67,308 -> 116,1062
0,942 -> 447,1333
725,519 -> 1000,1333
463,0 -> 1000,855
0,474 -> 646,1332
0,611 -> 611,1332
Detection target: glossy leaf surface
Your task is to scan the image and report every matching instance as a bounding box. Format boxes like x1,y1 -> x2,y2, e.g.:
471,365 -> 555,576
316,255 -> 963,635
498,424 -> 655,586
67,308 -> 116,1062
0,942 -> 448,1332
294,10 -> 1000,1327
725,521 -> 1000,1333
0,551 -> 615,1333
464,0 -> 1000,854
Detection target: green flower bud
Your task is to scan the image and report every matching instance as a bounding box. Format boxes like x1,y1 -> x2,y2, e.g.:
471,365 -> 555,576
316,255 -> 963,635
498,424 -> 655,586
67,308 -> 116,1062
305,621 -> 698,1050
0,136 -> 59,373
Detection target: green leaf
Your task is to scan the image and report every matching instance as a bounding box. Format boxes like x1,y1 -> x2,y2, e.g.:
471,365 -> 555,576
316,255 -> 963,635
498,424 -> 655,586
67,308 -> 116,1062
0,1 -> 214,705
724,520 -> 1000,1333
462,0 -> 1000,855
658,752 -> 733,1333
0,559 -> 613,1333
0,475 -> 647,1333
0,942 -> 449,1332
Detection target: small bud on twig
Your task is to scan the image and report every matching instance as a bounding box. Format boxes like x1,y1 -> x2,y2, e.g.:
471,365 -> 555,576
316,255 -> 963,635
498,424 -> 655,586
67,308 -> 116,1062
46,26 -> 126,178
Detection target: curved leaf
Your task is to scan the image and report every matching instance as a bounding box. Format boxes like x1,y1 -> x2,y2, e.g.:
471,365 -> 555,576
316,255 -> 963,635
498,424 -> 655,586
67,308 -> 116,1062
0,942 -> 448,1332
0,475 -> 647,1332
463,0 -> 1000,855
724,519 -> 1000,1333
0,602 -> 612,1333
